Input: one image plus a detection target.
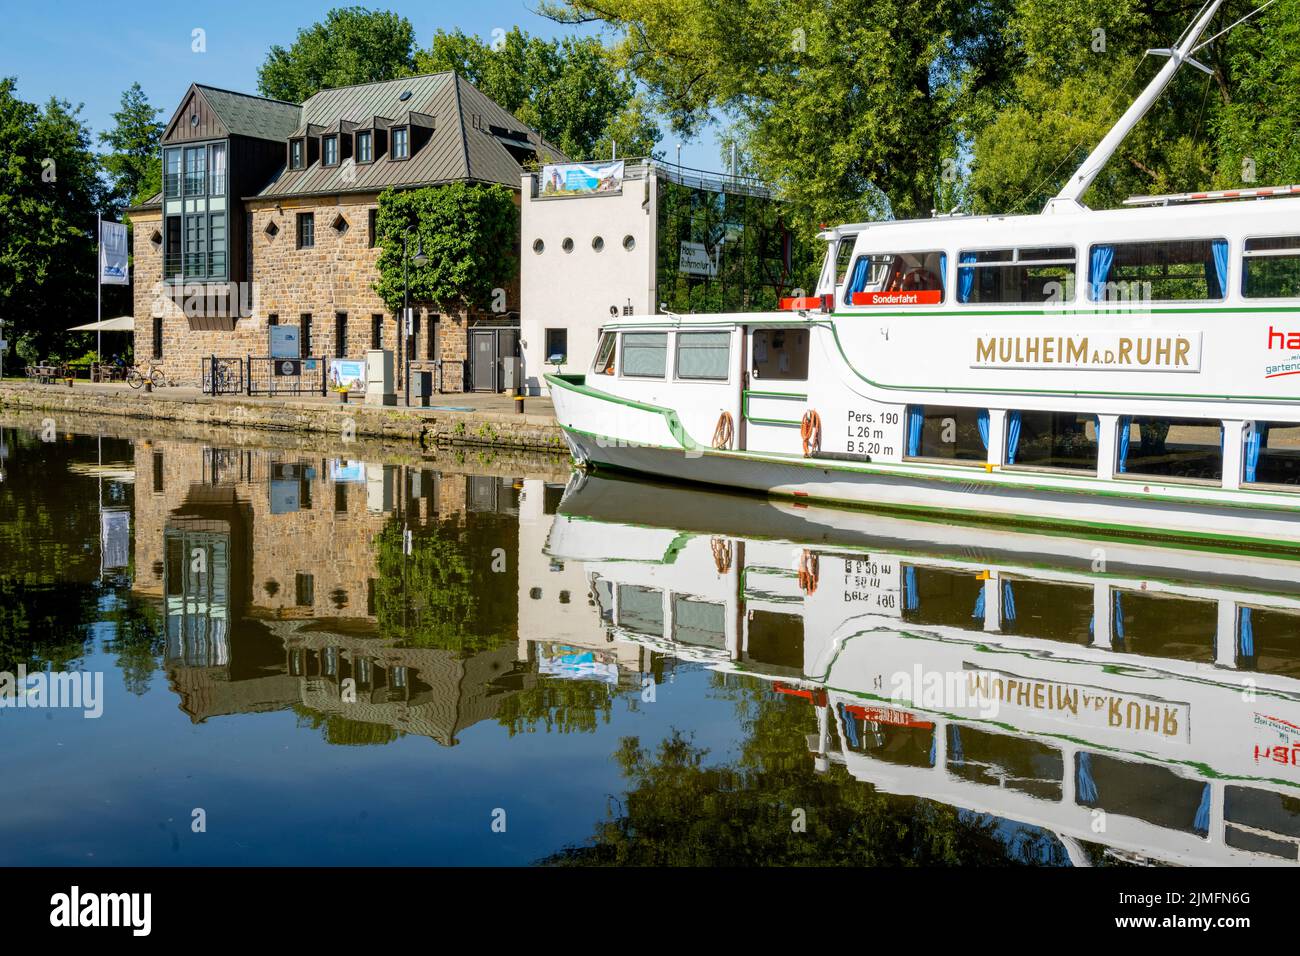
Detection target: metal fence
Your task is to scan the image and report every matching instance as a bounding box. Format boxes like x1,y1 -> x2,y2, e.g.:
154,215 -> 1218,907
200,356 -> 245,396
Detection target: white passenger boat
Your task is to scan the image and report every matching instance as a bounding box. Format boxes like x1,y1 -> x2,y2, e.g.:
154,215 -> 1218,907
547,473 -> 1300,866
547,1 -> 1300,551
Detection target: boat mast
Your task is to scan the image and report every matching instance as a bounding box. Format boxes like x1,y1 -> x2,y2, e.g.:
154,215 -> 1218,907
1044,0 -> 1225,214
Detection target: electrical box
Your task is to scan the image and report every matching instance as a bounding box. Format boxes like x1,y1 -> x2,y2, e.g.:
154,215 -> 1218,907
365,349 -> 395,406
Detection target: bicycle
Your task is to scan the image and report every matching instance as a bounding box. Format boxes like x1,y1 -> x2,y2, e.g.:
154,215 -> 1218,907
126,362 -> 168,389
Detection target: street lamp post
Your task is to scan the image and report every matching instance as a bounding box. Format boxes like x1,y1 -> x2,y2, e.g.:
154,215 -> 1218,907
400,231 -> 428,394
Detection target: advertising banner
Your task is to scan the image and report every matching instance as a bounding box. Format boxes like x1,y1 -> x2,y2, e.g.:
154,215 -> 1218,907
99,220 -> 129,285
328,359 -> 366,393
540,160 -> 624,198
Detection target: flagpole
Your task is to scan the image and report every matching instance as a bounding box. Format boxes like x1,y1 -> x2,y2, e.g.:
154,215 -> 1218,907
96,212 -> 102,360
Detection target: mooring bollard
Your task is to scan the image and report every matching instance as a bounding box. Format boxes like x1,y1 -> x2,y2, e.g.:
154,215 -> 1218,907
514,392 -> 525,415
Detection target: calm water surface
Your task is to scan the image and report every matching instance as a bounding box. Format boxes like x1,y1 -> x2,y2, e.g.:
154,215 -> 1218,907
1,416 -> 1297,866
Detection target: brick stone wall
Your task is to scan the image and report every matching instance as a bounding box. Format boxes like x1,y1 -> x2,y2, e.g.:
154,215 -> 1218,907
128,191 -> 524,391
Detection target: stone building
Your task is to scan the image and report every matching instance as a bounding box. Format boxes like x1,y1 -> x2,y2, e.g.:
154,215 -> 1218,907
126,73 -> 565,392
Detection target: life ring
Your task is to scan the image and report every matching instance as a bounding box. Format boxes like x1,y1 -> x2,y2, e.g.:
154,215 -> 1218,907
711,536 -> 733,574
712,410 -> 734,450
800,409 -> 822,457
798,549 -> 819,595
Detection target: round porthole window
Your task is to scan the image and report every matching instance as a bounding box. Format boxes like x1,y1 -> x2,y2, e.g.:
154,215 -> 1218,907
532,238 -> 545,254
622,235 -> 635,251
562,237 -> 574,253
592,236 -> 604,252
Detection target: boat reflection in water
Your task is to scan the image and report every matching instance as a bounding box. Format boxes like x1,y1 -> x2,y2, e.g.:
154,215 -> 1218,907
548,471 -> 1300,866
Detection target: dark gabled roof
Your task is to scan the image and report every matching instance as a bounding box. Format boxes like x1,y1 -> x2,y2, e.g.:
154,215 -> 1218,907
188,84 -> 302,142
253,72 -> 567,200
129,190 -> 164,212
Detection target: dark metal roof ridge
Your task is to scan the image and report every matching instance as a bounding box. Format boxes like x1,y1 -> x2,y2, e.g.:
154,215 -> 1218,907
240,177 -> 522,203
451,75 -> 471,181
192,82 -> 300,108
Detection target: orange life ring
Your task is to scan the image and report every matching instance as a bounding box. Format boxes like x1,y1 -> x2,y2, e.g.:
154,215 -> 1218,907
798,549 -> 819,595
712,410 -> 734,450
800,409 -> 822,457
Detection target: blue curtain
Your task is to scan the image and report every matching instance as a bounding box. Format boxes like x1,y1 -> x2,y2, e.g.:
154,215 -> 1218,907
1194,783 -> 1212,835
904,565 -> 919,611
1006,410 -> 1022,464
846,256 -> 870,297
1239,606 -> 1255,659
949,725 -> 964,766
839,704 -> 861,749
972,587 -> 987,620
1076,752 -> 1099,803
928,737 -> 936,767
1112,590 -> 1126,651
957,252 -> 977,302
977,409 -> 990,450
1089,245 -> 1115,301
1245,422 -> 1269,482
1117,416 -> 1133,473
1206,240 -> 1229,299
938,253 -> 948,293
1002,579 -> 1017,623
906,406 -> 924,457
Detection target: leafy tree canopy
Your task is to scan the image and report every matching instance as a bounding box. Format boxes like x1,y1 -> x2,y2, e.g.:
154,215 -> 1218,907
373,183 -> 518,314
99,82 -> 163,210
0,77 -> 105,364
257,6 -> 418,102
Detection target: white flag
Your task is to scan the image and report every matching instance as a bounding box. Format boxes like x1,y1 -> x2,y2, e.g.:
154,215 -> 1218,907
99,220 -> 129,285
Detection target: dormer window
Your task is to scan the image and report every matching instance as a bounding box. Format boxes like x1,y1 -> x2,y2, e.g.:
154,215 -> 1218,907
356,130 -> 373,164
290,139 -> 304,170
391,127 -> 409,160
323,135 -> 338,167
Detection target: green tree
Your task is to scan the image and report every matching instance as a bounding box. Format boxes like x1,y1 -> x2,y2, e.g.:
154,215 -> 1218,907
0,77 -> 105,365
257,6 -> 417,102
542,0 -> 1018,229
415,27 -> 658,160
968,0 -> 1300,213
373,183 -> 518,314
99,82 -> 163,210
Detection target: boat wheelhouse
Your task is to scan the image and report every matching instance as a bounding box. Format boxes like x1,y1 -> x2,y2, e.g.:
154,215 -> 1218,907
546,0 -> 1300,549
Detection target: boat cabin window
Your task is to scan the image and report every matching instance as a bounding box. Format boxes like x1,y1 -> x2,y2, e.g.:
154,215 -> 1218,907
1236,605 -> 1300,678
1243,236 -> 1300,299
675,330 -> 731,381
946,726 -> 1063,802
844,250 -> 946,305
1116,416 -> 1223,483
617,584 -> 664,637
592,331 -> 616,375
1111,589 -> 1216,662
902,405 -> 988,462
998,576 -> 1095,645
1243,421 -> 1300,486
1224,786 -> 1300,860
1088,239 -> 1228,303
751,328 -> 809,381
899,564 -> 985,628
620,332 -> 668,379
957,246 -> 1075,304
1005,411 -> 1098,473
1075,752 -> 1210,836
833,235 -> 857,286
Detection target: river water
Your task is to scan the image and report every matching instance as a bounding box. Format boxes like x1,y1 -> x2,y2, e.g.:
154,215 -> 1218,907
1,414 -> 1297,866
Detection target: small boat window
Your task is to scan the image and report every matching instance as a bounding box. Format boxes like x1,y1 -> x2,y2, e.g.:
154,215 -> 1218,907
617,584 -> 663,637
1075,752 -> 1211,837
1224,784 -> 1300,860
902,405 -> 988,462
1234,605 -> 1300,678
1243,236 -> 1300,299
833,235 -> 857,285
1088,239 -> 1228,303
957,246 -> 1075,304
620,332 -> 667,378
1005,411 -> 1098,473
845,251 -> 945,305
1116,416 -> 1223,483
1111,588 -> 1216,662
945,726 -> 1063,802
899,563 -> 984,628
675,330 -> 731,381
592,331 -> 616,376
1242,420 -> 1300,486
997,575 -> 1095,645
751,328 -> 809,380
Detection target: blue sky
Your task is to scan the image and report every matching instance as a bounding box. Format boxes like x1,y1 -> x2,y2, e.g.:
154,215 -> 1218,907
0,0 -> 722,169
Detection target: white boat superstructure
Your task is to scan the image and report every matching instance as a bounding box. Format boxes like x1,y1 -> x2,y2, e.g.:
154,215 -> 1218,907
546,474 -> 1300,866
547,1 -> 1300,549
